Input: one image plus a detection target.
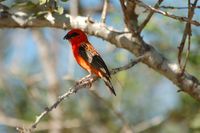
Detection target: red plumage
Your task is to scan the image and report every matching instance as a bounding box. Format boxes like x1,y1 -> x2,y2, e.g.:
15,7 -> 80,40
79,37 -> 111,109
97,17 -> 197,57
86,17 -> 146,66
63,29 -> 116,96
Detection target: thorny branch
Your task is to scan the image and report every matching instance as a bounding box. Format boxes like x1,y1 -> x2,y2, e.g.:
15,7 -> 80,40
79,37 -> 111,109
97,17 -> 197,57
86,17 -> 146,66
16,55 -> 146,133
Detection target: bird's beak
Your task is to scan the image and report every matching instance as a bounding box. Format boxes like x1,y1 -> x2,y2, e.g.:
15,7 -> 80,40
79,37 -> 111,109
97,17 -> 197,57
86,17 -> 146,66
63,34 -> 70,40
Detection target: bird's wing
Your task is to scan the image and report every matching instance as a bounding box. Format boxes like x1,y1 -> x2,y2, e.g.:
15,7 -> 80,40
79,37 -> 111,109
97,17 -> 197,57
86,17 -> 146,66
78,42 -> 111,77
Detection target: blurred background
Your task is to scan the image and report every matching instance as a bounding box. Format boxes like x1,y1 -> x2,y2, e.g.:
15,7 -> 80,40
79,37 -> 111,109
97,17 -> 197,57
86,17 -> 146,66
0,0 -> 200,133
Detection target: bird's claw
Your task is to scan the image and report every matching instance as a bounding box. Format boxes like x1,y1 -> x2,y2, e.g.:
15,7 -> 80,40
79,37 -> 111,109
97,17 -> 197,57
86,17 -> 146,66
87,82 -> 92,88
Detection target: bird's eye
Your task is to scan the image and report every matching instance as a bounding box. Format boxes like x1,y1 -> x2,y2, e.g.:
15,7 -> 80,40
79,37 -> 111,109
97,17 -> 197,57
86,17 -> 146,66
69,32 -> 80,38
63,32 -> 80,40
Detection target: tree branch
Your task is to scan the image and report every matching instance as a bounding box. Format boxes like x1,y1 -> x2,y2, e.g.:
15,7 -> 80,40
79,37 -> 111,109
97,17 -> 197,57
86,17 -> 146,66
137,0 -> 164,33
101,0 -> 109,23
120,0 -> 139,34
15,56 -> 144,132
178,0 -> 198,73
134,0 -> 200,26
160,5 -> 200,10
32,30 -> 63,133
0,11 -> 200,100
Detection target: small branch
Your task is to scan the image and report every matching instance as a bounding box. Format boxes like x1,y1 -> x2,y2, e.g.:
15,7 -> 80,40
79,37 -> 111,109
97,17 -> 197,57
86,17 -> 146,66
160,5 -> 200,10
19,55 -> 144,132
111,55 -> 145,75
178,1 -> 191,66
31,84 -> 78,129
178,29 -> 188,66
134,0 -> 200,26
17,75 -> 94,133
32,30 -> 63,133
181,0 -> 192,73
101,0 -> 109,23
120,0 -> 139,34
137,0 -> 164,33
70,0 -> 79,16
182,28 -> 191,73
178,0 -> 198,73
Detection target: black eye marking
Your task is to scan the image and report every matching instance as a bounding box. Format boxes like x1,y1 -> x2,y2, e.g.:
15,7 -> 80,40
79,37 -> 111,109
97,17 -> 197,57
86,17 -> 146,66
63,32 -> 80,40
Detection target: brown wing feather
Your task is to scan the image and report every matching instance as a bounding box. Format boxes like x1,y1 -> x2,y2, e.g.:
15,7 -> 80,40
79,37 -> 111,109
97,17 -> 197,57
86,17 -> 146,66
78,43 -> 111,77
78,42 -> 116,96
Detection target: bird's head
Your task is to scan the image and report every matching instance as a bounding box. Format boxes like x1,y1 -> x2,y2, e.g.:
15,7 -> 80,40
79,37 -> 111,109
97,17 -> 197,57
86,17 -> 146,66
63,29 -> 88,45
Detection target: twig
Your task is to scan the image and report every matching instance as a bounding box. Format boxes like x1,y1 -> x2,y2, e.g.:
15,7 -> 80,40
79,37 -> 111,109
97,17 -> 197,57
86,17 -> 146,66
137,0 -> 164,33
32,30 -> 63,133
70,0 -> 79,16
24,55 -> 146,132
120,0 -> 139,34
181,0 -> 192,73
30,74 -> 97,130
31,85 -> 76,129
101,0 -> 109,23
134,0 -> 200,26
182,28 -> 191,73
111,55 -> 145,75
160,5 -> 200,10
178,0 -> 198,73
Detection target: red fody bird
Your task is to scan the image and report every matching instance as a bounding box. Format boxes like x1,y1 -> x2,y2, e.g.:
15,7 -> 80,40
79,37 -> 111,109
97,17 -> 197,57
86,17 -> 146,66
63,29 -> 116,96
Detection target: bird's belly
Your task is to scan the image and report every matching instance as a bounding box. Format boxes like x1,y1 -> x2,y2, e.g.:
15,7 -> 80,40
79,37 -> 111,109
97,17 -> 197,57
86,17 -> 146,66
76,56 -> 91,71
74,54 -> 102,77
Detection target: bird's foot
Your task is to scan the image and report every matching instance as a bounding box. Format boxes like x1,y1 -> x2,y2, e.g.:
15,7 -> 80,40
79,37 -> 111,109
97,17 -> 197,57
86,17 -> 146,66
87,81 -> 92,88
87,73 -> 93,88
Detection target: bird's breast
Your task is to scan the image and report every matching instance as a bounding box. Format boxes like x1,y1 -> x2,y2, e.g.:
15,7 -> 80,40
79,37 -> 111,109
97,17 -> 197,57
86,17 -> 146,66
73,49 -> 92,72
72,45 -> 103,77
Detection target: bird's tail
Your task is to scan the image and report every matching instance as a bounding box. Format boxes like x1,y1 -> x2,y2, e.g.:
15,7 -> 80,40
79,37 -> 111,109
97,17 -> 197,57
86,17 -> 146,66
102,76 -> 116,96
